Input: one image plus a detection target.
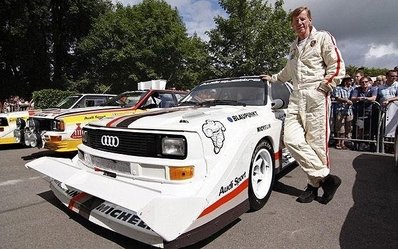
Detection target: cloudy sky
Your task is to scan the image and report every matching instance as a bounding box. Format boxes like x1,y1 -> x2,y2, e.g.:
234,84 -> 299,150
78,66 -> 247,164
115,0 -> 398,69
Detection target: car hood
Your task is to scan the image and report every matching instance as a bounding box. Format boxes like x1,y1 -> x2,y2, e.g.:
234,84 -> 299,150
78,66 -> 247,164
33,106 -> 128,119
89,106 -> 259,132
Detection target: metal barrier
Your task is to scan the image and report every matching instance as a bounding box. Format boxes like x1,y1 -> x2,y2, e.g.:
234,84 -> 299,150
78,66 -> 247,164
379,101 -> 398,153
330,101 -> 386,152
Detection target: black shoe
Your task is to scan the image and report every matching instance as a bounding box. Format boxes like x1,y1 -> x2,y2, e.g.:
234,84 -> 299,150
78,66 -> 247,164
319,175 -> 342,204
296,184 -> 318,203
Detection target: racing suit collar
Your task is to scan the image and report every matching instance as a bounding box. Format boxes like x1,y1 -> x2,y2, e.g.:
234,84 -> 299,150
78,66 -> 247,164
294,26 -> 317,47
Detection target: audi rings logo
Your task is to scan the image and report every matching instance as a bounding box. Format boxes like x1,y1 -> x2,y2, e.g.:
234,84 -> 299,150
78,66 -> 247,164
101,135 -> 120,147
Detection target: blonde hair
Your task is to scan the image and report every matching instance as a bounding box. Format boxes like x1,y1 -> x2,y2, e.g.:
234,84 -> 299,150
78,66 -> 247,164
290,6 -> 312,23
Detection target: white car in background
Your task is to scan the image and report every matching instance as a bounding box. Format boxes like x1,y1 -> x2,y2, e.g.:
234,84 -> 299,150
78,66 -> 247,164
26,76 -> 296,248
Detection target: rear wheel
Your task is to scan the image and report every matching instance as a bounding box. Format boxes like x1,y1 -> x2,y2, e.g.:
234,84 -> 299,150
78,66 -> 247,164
248,140 -> 275,211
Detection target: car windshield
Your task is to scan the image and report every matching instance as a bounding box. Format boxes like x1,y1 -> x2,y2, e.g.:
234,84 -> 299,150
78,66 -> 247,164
55,95 -> 82,109
102,91 -> 147,107
180,79 -> 266,106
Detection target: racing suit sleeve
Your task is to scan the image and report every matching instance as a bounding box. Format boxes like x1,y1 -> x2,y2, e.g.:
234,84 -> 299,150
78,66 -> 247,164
318,32 -> 345,93
271,64 -> 292,83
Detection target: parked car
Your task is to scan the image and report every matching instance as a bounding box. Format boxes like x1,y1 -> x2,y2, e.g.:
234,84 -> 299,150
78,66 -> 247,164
0,94 -> 114,145
26,76 -> 296,247
16,82 -> 186,152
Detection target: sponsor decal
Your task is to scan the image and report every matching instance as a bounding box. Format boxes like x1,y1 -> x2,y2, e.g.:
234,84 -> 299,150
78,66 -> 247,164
71,123 -> 82,139
94,203 -> 151,231
84,114 -> 107,120
257,124 -> 271,132
219,171 -> 247,196
202,120 -> 226,154
55,180 -> 81,197
227,111 -> 258,123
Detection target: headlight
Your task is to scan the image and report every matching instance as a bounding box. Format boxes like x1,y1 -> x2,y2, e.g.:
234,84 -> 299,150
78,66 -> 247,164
16,118 -> 26,129
82,129 -> 88,144
52,120 -> 65,131
161,136 -> 186,157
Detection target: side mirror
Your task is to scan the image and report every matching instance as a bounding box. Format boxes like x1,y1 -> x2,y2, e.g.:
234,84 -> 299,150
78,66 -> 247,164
271,99 -> 284,109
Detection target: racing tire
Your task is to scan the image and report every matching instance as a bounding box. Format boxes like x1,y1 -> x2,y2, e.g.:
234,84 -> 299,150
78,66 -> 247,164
248,140 -> 275,211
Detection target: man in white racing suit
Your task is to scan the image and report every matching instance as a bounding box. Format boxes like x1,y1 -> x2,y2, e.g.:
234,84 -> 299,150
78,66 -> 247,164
262,6 -> 345,204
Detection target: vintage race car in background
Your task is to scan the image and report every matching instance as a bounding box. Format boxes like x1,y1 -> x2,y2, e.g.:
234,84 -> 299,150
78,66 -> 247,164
0,94 -> 114,145
26,76 -> 296,248
15,80 -> 186,152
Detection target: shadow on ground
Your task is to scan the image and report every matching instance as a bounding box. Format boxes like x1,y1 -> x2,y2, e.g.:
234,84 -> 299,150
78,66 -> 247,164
339,153 -> 398,248
22,150 -> 76,160
0,144 -> 26,150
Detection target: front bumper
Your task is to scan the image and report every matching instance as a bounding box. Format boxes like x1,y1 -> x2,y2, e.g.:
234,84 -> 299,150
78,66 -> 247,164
49,179 -> 163,246
0,136 -> 18,144
26,156 -> 208,245
43,134 -> 81,152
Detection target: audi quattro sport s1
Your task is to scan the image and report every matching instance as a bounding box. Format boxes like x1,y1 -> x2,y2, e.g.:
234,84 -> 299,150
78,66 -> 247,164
26,76 -> 296,248
0,93 -> 114,145
16,82 -> 187,152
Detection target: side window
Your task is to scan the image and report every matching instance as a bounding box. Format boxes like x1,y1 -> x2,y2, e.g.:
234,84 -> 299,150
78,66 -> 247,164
84,97 -> 110,107
271,83 -> 291,108
158,93 -> 175,108
74,98 -> 86,108
85,100 -> 95,107
143,93 -> 161,108
175,93 -> 186,102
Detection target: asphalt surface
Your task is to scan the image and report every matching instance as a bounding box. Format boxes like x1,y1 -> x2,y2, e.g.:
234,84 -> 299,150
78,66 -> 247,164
1,144 -> 397,249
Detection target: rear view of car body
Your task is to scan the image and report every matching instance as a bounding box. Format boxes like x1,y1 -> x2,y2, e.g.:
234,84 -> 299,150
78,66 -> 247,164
26,76 -> 295,247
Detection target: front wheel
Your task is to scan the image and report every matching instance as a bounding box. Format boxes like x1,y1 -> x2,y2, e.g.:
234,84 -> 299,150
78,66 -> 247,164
248,140 -> 275,211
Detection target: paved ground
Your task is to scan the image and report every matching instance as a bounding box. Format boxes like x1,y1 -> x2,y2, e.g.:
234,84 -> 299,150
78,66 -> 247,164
0,144 -> 397,249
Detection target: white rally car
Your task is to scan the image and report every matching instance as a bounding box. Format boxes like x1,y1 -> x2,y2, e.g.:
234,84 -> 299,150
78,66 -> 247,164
26,76 -> 296,248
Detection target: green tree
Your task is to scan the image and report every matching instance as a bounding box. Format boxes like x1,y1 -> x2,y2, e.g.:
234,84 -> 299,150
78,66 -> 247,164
77,0 -> 209,92
0,0 -> 111,100
207,0 -> 294,78
0,0 -> 52,99
50,0 -> 112,89
345,65 -> 389,78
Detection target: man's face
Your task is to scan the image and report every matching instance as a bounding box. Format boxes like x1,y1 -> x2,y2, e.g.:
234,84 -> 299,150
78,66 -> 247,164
386,71 -> 397,84
354,73 -> 362,83
359,78 -> 369,89
291,10 -> 312,38
344,78 -> 352,87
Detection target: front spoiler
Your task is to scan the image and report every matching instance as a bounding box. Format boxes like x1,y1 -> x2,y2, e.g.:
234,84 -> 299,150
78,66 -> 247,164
26,157 -> 208,243
49,179 -> 163,246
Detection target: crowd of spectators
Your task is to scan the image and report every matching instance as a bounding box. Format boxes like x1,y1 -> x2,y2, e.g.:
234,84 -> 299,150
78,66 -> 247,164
0,96 -> 34,113
331,68 -> 398,152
